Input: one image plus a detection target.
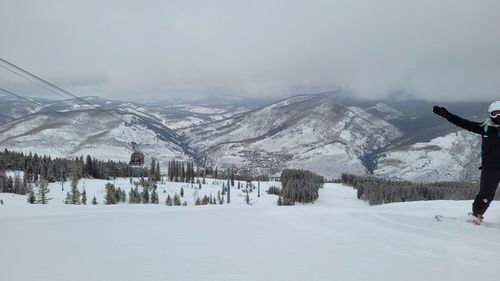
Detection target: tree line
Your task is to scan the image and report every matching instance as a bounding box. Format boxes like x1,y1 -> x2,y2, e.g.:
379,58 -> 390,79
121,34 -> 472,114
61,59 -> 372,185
339,173 -> 493,206
167,160 -> 196,182
0,149 -> 147,183
277,169 -> 325,205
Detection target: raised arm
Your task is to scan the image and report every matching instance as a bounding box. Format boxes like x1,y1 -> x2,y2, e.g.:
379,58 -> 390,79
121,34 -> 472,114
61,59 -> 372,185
432,106 -> 483,135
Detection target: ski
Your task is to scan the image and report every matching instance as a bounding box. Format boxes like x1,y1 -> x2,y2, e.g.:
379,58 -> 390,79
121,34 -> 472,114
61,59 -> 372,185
435,214 -> 500,229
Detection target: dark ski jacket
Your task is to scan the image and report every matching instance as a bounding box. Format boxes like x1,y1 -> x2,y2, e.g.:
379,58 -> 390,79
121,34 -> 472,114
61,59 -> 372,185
446,113 -> 500,170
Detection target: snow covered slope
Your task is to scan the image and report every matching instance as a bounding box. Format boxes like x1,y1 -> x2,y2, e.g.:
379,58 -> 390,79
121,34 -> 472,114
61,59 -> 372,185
375,131 -> 482,182
1,180 -> 500,281
180,95 -> 403,178
0,95 -> 253,165
0,108 -> 193,166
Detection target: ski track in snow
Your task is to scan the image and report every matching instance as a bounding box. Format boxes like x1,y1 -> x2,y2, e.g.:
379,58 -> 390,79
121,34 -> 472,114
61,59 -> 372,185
1,181 -> 500,281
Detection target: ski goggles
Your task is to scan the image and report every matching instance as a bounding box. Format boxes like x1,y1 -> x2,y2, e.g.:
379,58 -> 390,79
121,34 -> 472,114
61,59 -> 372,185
490,110 -> 500,118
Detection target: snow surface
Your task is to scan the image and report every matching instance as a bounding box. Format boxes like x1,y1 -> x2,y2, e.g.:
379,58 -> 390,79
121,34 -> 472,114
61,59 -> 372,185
375,131 -> 481,182
1,180 -> 500,281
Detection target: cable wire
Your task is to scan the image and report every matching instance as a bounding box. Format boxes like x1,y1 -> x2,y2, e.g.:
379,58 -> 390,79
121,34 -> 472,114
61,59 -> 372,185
0,87 -> 103,131
0,57 -> 157,138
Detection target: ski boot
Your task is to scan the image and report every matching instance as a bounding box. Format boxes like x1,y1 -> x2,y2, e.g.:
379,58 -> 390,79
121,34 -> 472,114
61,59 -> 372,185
468,213 -> 484,225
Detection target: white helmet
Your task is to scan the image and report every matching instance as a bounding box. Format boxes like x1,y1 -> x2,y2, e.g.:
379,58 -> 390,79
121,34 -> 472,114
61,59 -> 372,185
489,101 -> 500,118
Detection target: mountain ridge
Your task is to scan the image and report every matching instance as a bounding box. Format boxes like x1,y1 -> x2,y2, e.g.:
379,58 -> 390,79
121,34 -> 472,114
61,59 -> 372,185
0,93 -> 490,181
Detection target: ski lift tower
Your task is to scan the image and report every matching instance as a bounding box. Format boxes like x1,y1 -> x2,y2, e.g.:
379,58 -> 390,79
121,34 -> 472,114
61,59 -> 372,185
226,166 -> 232,204
257,167 -> 261,198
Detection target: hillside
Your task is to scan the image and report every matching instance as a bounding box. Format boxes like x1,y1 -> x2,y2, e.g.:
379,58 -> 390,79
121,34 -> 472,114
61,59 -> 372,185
375,131 -> 482,182
0,108 -> 192,165
0,94 -> 492,181
179,95 -> 403,178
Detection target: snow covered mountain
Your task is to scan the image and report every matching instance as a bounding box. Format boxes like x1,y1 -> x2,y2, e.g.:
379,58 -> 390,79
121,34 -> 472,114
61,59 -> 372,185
0,93 -> 490,181
0,95 -> 257,166
179,94 -> 403,178
374,131 -> 481,182
371,101 -> 489,182
0,108 -> 192,166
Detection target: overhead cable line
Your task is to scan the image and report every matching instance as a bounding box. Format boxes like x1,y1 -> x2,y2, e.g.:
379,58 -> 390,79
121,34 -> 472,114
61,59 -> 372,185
0,62 -> 76,101
0,87 -> 103,131
0,57 -> 157,137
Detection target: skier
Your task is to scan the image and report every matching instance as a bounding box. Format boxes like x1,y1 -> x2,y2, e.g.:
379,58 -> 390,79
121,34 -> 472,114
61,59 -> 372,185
433,101 -> 500,225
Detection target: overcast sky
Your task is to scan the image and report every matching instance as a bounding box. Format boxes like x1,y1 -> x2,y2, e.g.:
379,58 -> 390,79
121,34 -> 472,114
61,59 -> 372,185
0,0 -> 499,102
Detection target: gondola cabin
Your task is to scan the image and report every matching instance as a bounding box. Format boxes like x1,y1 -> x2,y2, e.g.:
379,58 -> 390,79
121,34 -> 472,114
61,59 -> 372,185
129,152 -> 144,167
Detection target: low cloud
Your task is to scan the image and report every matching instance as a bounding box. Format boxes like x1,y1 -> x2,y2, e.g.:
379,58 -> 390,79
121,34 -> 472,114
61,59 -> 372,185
1,0 -> 499,102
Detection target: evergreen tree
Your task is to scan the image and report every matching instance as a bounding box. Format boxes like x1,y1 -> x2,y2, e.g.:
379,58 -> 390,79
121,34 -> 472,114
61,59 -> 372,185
0,171 -> 5,193
121,189 -> 127,203
81,190 -> 87,205
155,162 -> 161,182
180,187 -> 184,197
104,183 -> 116,205
92,195 -> 98,205
70,176 -> 80,205
128,187 -> 135,204
46,164 -> 55,182
85,155 -> 93,177
165,195 -> 173,206
151,188 -> 159,204
27,182 -> 36,204
142,187 -> 150,204
114,187 -> 125,203
173,193 -> 181,206
168,160 -> 173,182
150,158 -> 156,182
21,174 -> 28,195
13,173 -> 23,195
280,169 -> 323,204
180,162 -> 185,182
266,186 -> 281,196
131,187 -> 140,203
37,179 -> 50,204
5,176 -> 13,193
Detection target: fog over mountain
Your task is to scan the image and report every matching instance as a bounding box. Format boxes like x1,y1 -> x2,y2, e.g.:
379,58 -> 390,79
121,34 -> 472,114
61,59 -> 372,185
1,0 -> 499,102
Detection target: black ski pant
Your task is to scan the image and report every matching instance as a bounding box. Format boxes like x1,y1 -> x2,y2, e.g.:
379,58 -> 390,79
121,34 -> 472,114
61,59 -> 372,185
472,169 -> 500,216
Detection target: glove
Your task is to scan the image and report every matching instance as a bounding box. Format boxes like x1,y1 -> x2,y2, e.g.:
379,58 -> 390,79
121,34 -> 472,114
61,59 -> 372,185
432,106 -> 450,118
